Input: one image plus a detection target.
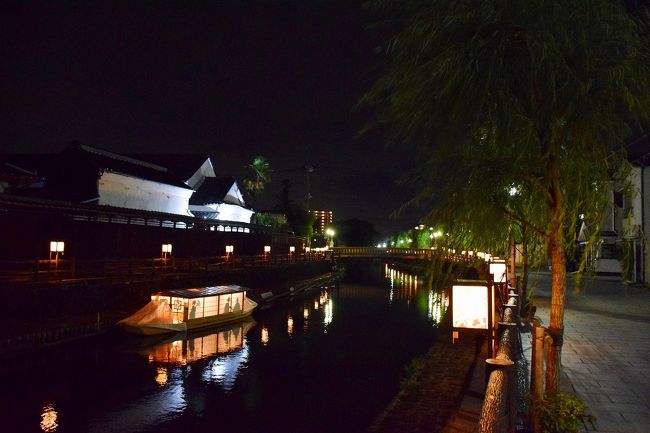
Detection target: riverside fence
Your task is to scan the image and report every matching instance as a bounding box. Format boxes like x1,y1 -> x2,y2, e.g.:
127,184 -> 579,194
478,285 -> 526,433
0,252 -> 332,285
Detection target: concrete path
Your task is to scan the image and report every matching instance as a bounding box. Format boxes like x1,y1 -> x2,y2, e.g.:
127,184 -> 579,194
529,272 -> 650,433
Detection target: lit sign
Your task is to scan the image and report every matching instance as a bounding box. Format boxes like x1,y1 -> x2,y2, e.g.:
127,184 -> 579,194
452,282 -> 489,329
289,246 -> 296,253
161,244 -> 172,253
225,245 -> 234,254
264,245 -> 271,253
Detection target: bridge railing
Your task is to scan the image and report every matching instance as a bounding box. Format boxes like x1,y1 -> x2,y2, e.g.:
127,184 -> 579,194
332,246 -> 472,263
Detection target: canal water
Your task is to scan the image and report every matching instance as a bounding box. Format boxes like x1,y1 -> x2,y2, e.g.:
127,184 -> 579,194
2,263 -> 447,433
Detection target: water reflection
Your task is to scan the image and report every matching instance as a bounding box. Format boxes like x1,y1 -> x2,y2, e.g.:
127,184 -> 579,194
155,366 -> 168,386
87,370 -> 187,433
385,265 -> 420,300
323,299 -> 333,327
85,321 -> 258,432
40,403 -> 58,432
201,344 -> 250,391
140,320 -> 255,365
261,326 -> 269,345
287,315 -> 294,336
384,264 -> 449,325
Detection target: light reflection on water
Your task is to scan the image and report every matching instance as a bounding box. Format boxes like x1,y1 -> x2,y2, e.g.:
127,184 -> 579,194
5,264 -> 446,433
201,344 -> 249,391
40,404 -> 58,432
88,369 -> 187,433
385,264 -> 449,325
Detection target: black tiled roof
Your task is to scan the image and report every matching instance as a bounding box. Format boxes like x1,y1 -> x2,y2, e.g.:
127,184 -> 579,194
129,153 -> 211,182
64,143 -> 192,189
189,176 -> 236,205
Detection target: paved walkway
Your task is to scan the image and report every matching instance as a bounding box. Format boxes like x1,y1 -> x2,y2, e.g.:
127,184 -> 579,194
529,272 -> 650,433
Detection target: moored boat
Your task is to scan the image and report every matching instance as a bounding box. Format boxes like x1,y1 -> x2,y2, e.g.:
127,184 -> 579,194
118,284 -> 257,335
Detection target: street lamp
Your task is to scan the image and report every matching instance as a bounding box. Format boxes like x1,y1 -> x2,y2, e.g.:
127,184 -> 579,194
325,228 -> 335,249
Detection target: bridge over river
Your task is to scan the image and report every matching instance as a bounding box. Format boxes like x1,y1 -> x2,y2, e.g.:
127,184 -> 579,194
332,246 -> 471,263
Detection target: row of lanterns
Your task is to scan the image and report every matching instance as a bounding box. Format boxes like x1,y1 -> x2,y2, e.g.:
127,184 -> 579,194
47,240 -> 302,261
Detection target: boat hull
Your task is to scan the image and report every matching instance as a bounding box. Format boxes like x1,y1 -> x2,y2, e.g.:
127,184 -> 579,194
119,298 -> 257,336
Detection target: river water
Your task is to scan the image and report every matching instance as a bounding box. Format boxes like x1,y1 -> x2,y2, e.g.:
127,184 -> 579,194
2,263 -> 447,433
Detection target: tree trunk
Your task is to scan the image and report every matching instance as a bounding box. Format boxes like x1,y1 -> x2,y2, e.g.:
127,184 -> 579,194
522,226 -> 529,300
546,157 -> 566,396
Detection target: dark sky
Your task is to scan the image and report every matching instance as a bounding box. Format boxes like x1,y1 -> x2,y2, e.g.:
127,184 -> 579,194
0,0 -> 418,236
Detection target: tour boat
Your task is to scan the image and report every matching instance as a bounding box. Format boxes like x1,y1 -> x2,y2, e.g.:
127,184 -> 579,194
118,284 -> 258,335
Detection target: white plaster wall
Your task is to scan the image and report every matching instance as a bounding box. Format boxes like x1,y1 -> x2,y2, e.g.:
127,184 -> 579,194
214,203 -> 253,223
98,172 -> 193,215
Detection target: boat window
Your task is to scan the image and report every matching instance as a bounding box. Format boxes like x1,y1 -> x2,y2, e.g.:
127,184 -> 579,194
232,293 -> 243,312
170,297 -> 186,323
203,296 -> 219,317
189,298 -> 203,320
219,294 -> 234,314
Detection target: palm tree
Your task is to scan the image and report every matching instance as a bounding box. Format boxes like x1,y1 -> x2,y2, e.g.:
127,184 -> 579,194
243,156 -> 271,207
364,0 -> 650,394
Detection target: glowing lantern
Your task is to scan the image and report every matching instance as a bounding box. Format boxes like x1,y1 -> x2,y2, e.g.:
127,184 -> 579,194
452,280 -> 490,330
49,241 -> 65,253
489,260 -> 507,283
49,240 -> 65,262
264,245 -> 271,254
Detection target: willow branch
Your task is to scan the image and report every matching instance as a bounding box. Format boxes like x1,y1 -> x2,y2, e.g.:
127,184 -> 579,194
491,202 -> 548,240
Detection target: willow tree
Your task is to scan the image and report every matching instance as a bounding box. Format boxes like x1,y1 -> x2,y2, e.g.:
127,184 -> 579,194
364,0 -> 650,393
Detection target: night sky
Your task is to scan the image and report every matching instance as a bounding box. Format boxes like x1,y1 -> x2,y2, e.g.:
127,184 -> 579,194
0,1 -> 418,235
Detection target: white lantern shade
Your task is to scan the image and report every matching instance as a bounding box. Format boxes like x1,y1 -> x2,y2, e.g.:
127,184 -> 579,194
452,283 -> 489,329
489,262 -> 507,282
50,241 -> 65,252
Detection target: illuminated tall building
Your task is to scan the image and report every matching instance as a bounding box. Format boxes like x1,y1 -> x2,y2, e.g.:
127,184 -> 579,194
312,210 -> 333,234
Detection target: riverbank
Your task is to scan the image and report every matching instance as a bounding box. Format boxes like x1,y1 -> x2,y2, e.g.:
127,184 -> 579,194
0,260 -> 333,355
369,332 -> 483,433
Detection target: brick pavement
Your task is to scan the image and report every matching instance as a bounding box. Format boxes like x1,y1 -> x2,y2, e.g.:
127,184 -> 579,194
529,272 -> 650,433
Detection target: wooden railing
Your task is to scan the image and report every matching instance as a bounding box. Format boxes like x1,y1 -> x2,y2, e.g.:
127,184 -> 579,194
478,286 -> 522,433
0,253 -> 332,284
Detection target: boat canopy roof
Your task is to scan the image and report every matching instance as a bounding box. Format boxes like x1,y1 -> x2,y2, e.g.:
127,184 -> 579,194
154,284 -> 248,299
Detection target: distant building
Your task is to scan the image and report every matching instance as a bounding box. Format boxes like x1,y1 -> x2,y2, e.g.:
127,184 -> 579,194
312,210 -> 333,234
